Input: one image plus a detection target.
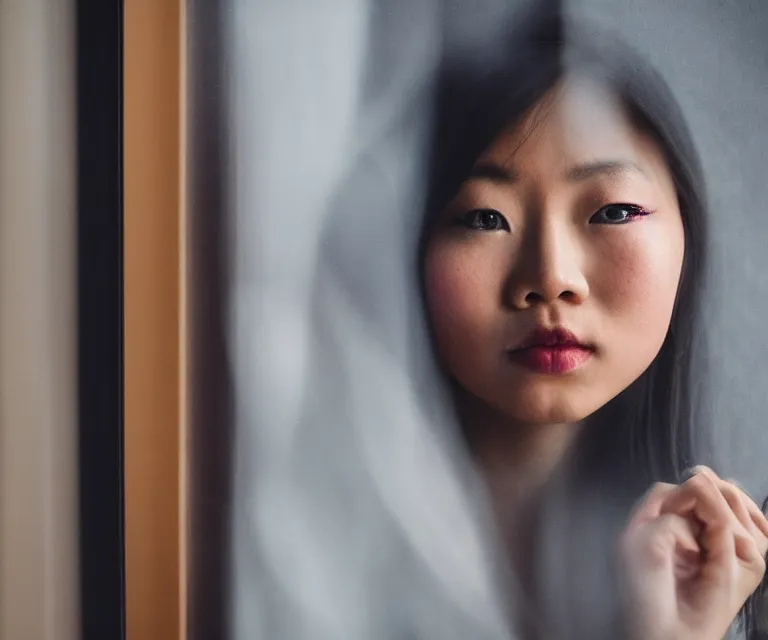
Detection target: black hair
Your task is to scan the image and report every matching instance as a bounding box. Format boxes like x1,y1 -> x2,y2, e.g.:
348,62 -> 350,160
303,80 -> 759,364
418,2 -> 767,638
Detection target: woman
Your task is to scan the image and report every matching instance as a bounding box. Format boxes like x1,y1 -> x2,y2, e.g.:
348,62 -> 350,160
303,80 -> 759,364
419,8 -> 768,640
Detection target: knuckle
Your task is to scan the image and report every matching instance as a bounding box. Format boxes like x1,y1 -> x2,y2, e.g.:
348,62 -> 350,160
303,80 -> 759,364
719,481 -> 739,497
721,483 -> 746,508
685,471 -> 710,492
692,464 -> 715,475
648,481 -> 676,496
690,464 -> 717,480
635,482 -> 675,511
741,535 -> 766,564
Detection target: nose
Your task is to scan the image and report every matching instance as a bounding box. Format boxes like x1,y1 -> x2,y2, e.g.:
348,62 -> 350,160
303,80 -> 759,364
506,222 -> 589,309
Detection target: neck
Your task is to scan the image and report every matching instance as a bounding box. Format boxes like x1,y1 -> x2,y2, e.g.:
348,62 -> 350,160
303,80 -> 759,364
455,390 -> 583,553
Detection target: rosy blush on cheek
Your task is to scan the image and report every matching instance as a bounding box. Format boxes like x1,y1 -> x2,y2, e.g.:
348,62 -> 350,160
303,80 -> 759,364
593,222 -> 684,315
423,245 -> 499,374
599,257 -> 660,312
424,245 -> 485,308
424,253 -> 456,302
591,234 -> 684,391
424,259 -> 476,340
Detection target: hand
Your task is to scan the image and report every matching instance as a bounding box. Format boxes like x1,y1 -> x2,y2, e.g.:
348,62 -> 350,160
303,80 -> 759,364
619,466 -> 768,640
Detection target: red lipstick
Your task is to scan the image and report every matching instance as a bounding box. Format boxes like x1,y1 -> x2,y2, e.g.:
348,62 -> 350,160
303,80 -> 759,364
508,327 -> 593,375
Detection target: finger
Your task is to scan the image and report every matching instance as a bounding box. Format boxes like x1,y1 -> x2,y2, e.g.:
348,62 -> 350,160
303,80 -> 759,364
687,468 -> 767,592
721,480 -> 768,555
660,472 -> 751,565
623,513 -> 701,579
716,480 -> 755,536
723,478 -> 768,540
694,467 -> 768,549
717,485 -> 768,563
625,482 -> 677,533
747,508 -> 768,556
721,474 -> 754,500
662,471 -> 740,530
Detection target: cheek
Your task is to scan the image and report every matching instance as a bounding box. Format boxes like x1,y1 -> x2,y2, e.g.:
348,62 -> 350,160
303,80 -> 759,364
423,241 -> 505,366
592,219 -> 684,343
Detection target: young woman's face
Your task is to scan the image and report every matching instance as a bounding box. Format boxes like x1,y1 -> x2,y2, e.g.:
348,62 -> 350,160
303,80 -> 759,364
424,77 -> 685,426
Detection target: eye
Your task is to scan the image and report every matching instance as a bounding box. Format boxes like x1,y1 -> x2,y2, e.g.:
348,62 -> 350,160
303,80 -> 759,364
589,203 -> 651,225
458,208 -> 510,232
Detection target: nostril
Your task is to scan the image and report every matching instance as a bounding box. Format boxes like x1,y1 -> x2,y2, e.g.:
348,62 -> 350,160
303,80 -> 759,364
521,289 -> 577,305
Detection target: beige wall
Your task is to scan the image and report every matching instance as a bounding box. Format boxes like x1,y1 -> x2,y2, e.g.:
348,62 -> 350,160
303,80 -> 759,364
124,0 -> 186,638
0,2 -> 79,640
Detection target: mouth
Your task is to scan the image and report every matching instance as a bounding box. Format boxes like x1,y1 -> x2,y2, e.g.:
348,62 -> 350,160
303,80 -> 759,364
508,327 -> 594,375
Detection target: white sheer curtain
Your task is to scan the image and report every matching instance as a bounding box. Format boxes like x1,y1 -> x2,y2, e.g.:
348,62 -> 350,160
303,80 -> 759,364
224,2 -> 520,638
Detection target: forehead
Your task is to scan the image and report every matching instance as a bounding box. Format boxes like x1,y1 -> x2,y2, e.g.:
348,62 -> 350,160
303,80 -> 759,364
480,75 -> 672,185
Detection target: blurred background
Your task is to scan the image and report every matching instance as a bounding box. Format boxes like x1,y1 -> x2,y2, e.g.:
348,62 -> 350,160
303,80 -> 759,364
0,2 -> 79,639
0,1 -> 766,639
1,0 -> 182,638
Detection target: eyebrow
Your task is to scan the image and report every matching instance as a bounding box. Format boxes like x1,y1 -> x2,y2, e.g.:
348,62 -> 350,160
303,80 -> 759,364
468,159 -> 648,184
468,163 -> 518,183
564,159 -> 648,181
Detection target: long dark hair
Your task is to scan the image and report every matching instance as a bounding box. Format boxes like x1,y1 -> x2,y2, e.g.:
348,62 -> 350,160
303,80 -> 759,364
419,2 -> 766,638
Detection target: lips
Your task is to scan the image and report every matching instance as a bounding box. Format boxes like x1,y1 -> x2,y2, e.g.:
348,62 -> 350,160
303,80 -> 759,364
508,327 -> 594,374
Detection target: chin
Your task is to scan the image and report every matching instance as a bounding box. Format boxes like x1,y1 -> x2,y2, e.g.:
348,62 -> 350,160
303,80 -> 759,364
509,407 -> 586,426
496,388 -> 602,426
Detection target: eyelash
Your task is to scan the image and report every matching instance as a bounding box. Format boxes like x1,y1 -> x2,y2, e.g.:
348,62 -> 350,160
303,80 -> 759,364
455,203 -> 653,231
454,208 -> 510,232
589,203 -> 653,225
